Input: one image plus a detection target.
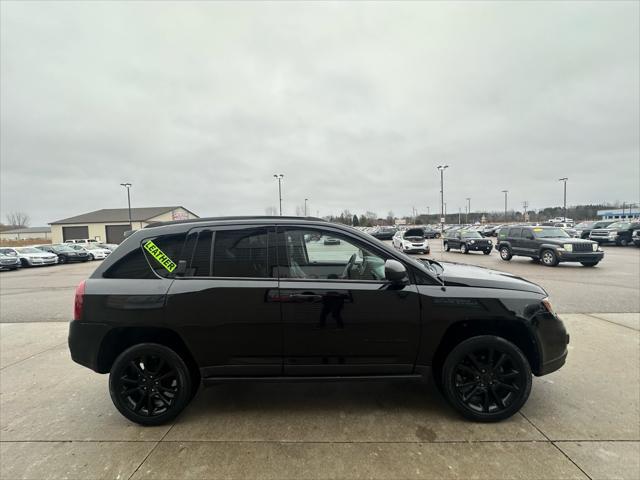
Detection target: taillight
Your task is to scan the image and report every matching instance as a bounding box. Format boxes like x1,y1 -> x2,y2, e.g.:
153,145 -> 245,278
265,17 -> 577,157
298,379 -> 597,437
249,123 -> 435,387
73,280 -> 86,321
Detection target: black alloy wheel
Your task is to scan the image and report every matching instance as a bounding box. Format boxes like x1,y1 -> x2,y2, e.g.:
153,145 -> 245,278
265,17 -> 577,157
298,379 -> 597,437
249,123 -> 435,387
109,343 -> 192,426
442,336 -> 532,422
58,255 -> 67,264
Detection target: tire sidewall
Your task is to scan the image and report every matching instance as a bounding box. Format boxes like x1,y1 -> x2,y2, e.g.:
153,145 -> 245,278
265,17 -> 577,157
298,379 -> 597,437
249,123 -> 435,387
109,343 -> 192,426
499,246 -> 511,260
442,335 -> 532,422
541,249 -> 558,266
461,244 -> 467,254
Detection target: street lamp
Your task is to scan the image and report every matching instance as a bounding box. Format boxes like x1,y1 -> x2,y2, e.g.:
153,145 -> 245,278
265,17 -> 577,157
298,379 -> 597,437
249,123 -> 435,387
304,198 -> 308,217
273,174 -> 284,216
559,177 -> 568,222
502,190 -> 508,222
466,197 -> 471,224
437,165 -> 449,233
120,183 -> 132,229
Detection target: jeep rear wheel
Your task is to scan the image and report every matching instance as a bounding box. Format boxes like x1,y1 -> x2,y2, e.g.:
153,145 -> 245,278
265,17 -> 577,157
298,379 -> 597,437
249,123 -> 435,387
442,336 -> 532,422
541,249 -> 559,267
461,244 -> 468,254
444,242 -> 450,252
109,343 -> 192,426
499,246 -> 512,261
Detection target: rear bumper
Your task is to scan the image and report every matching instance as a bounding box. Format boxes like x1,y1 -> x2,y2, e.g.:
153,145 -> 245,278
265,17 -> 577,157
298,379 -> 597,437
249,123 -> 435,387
68,321 -> 111,372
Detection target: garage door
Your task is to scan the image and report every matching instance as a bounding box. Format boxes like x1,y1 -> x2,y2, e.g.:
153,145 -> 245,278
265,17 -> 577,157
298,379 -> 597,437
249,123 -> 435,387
62,226 -> 89,241
105,225 -> 130,244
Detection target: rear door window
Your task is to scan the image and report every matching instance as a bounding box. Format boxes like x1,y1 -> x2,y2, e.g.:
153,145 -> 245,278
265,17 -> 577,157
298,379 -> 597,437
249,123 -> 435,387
212,227 -> 274,278
141,233 -> 187,278
508,228 -> 522,238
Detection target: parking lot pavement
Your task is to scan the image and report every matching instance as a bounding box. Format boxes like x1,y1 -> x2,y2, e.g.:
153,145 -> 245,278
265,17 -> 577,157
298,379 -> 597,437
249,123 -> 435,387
1,315 -> 638,480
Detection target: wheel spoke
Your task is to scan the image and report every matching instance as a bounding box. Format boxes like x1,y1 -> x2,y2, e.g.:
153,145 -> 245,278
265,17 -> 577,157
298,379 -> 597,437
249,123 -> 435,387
490,385 -> 505,409
482,390 -> 490,412
462,385 -> 480,402
147,390 -> 154,415
129,361 -> 144,378
121,377 -> 138,385
154,392 -> 170,406
123,387 -> 140,396
456,380 -> 479,390
467,353 -> 484,371
156,369 -> 177,382
133,394 -> 145,412
493,353 -> 507,371
499,370 -> 519,380
496,381 -> 518,392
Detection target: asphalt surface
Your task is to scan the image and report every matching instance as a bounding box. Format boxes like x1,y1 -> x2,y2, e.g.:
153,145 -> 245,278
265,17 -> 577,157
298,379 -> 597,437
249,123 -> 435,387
0,242 -> 638,479
0,242 -> 638,322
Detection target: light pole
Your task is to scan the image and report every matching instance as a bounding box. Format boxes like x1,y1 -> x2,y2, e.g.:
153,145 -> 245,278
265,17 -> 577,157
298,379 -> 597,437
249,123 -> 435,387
466,197 -> 471,224
304,198 -> 308,217
559,177 -> 568,222
437,165 -> 448,233
273,174 -> 284,216
120,183 -> 132,229
502,190 -> 508,222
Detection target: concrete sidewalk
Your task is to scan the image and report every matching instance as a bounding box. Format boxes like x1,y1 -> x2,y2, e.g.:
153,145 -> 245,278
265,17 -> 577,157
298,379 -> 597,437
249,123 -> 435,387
1,314 -> 638,480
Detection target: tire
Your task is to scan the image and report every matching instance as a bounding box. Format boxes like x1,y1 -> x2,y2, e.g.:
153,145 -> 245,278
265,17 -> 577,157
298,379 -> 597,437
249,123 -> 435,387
620,239 -> 629,247
499,246 -> 512,261
461,244 -> 468,254
435,233 -> 441,239
540,249 -> 559,267
442,335 -> 532,422
89,254 -> 95,261
109,343 -> 193,426
58,256 -> 67,265
581,261 -> 599,267
444,242 -> 450,252
483,249 -> 491,255
20,259 -> 29,267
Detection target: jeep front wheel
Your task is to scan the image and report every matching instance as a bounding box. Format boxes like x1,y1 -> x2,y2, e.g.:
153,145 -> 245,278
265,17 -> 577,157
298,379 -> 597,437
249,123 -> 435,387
541,249 -> 559,267
461,244 -> 468,254
109,343 -> 192,426
442,335 -> 532,422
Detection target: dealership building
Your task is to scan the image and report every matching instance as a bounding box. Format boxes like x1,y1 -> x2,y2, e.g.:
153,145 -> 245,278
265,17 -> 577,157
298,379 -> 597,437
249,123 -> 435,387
0,226 -> 52,241
50,206 -> 198,244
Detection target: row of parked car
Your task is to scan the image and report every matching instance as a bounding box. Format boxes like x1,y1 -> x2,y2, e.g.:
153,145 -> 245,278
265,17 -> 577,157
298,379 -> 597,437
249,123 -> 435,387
0,241 -> 119,271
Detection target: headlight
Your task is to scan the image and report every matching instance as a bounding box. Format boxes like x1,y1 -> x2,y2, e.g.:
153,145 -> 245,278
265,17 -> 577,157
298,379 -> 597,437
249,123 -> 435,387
469,240 -> 475,244
592,243 -> 598,252
608,232 -> 617,237
542,297 -> 556,315
563,244 -> 573,252
488,240 -> 493,245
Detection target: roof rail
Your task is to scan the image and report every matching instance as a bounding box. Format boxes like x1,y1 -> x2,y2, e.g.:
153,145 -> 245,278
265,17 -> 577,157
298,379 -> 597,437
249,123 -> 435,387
143,215 -> 327,228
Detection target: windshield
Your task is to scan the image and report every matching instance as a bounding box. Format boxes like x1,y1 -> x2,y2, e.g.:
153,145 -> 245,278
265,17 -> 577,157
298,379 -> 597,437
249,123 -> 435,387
404,228 -> 425,238
0,248 -> 17,255
52,245 -> 74,252
461,231 -> 482,239
607,222 -> 630,230
16,247 -> 42,253
532,228 -> 569,238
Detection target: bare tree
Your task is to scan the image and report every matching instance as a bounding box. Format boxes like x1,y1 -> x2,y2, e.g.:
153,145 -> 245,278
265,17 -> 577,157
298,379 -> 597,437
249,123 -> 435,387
265,206 -> 278,216
6,211 -> 30,228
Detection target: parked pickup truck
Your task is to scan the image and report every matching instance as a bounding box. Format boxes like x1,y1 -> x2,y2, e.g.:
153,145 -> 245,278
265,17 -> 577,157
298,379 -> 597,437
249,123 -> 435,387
589,221 -> 640,246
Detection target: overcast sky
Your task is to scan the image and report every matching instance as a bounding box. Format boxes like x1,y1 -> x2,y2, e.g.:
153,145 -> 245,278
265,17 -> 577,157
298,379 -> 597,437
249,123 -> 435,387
1,1 -> 639,225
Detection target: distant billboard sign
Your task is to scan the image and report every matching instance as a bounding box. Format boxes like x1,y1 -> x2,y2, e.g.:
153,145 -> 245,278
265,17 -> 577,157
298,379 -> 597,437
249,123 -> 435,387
171,211 -> 189,221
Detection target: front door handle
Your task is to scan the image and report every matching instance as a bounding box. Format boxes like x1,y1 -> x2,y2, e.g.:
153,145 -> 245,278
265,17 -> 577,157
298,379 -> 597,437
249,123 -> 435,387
289,293 -> 322,302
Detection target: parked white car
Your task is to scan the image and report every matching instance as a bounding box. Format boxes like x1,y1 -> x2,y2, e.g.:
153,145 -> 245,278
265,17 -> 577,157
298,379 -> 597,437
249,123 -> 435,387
392,228 -> 430,254
69,244 -> 111,260
0,247 -> 58,267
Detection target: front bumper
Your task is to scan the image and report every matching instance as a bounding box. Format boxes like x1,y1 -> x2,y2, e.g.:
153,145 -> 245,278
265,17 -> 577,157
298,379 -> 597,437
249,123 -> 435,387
556,251 -> 604,263
403,245 -> 430,253
465,243 -> 492,251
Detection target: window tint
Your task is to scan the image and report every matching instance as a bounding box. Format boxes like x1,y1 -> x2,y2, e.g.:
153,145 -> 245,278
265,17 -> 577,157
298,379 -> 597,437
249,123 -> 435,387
213,228 -> 270,278
508,228 -> 522,238
280,229 -> 386,281
104,248 -> 156,279
142,233 -> 186,278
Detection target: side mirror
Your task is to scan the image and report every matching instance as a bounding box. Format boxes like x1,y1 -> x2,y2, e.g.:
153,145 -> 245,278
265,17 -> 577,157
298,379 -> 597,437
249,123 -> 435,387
385,259 -> 409,285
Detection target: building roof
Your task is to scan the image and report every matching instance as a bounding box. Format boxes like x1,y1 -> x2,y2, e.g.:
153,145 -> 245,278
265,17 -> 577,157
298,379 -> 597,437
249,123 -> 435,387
0,226 -> 51,234
50,206 -> 197,225
597,208 -> 640,215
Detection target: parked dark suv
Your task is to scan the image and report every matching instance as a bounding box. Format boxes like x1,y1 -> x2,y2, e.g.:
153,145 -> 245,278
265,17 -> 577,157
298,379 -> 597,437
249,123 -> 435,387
443,229 -> 493,254
69,217 -> 569,425
574,220 -> 614,239
496,226 -> 603,267
589,221 -> 640,246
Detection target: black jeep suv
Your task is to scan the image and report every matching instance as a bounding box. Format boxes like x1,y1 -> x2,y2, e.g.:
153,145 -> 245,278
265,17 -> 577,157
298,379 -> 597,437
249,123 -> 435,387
443,229 -> 493,254
496,226 -> 603,267
69,217 -> 569,425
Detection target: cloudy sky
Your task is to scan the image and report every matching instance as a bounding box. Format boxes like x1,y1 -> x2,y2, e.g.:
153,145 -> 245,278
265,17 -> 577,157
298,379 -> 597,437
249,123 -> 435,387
1,1 -> 638,225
